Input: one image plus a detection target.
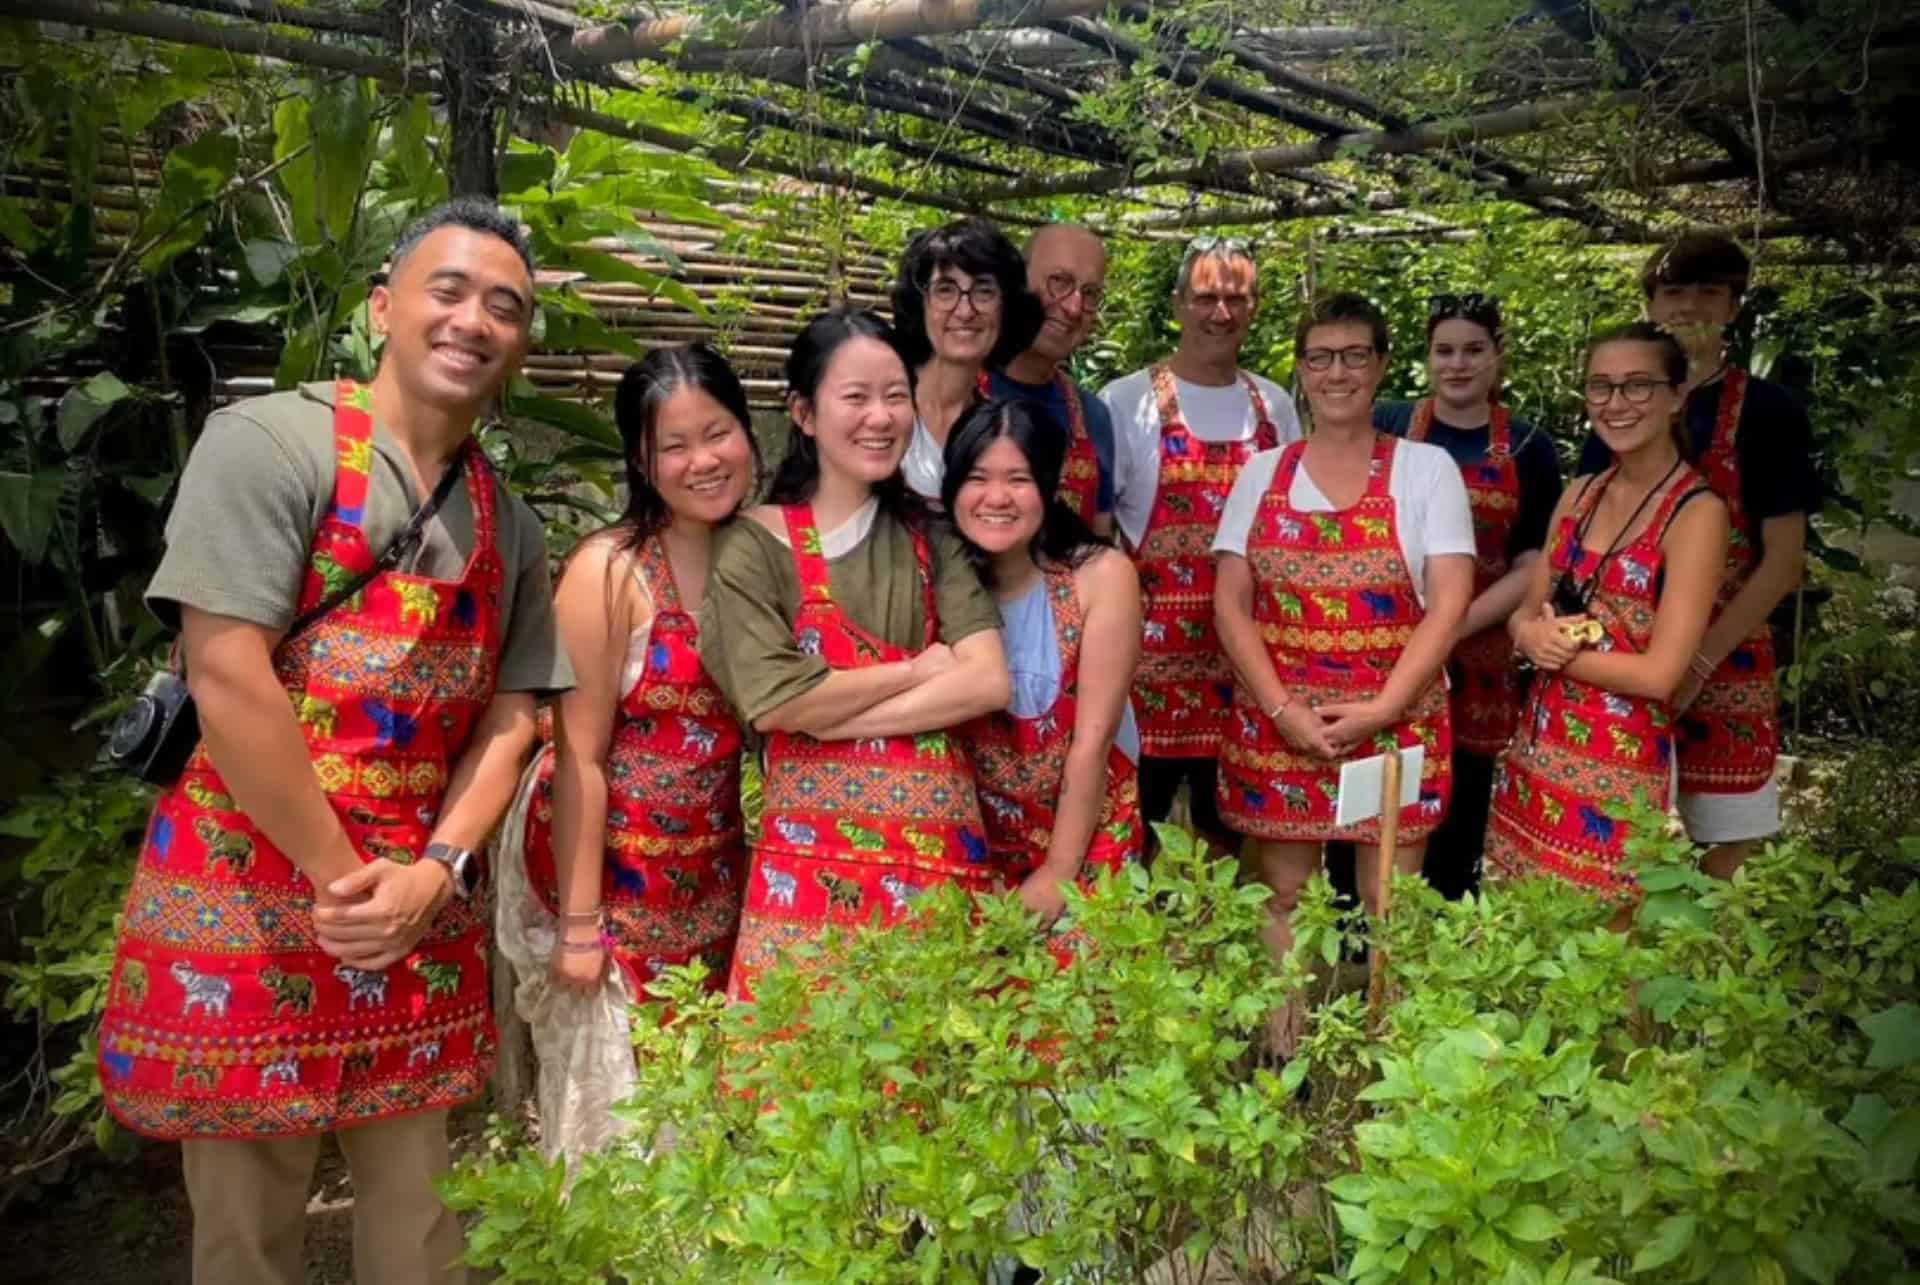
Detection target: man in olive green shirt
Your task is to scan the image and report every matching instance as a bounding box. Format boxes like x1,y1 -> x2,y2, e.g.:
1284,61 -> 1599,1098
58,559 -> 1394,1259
120,198 -> 570,1285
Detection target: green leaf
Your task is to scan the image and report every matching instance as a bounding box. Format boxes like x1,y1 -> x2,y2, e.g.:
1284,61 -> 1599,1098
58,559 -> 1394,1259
500,146 -> 558,196
56,372 -> 132,450
310,76 -> 378,241
507,394 -> 621,451
244,238 -> 301,287
0,469 -> 65,563
1862,1004 -> 1920,1069
1785,1227 -> 1851,1285
137,131 -> 240,274
1867,1109 -> 1920,1187
273,97 -> 318,244
0,197 -> 42,253
1631,1213 -> 1696,1273
1504,1204 -> 1563,1244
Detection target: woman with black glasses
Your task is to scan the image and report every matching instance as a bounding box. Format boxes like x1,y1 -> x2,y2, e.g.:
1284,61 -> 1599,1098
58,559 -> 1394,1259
1372,294 -> 1563,897
1486,323 -> 1727,898
892,218 -> 1043,503
1212,292 -> 1471,1055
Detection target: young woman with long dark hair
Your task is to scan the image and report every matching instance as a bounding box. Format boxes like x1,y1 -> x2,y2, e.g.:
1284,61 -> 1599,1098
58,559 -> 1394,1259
1487,324 -> 1728,896
892,218 -> 1044,502
513,343 -> 760,1003
699,310 -> 1011,1001
942,399 -> 1143,935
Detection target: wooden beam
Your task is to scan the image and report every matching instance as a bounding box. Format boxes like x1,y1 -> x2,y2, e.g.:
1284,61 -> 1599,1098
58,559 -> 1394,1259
678,90 -> 1022,179
145,0 -> 384,36
563,0 -> 1106,70
4,0 -> 418,83
957,24 -> 1393,65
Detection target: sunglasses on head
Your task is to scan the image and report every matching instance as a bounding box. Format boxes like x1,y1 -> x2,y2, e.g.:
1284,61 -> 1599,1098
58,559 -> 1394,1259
1429,292 -> 1502,333
1184,235 -> 1254,264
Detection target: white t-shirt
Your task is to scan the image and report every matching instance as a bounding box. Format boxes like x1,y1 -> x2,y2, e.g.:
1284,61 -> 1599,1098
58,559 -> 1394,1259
1211,439 -> 1474,606
903,417 -> 946,502
1098,367 -> 1303,549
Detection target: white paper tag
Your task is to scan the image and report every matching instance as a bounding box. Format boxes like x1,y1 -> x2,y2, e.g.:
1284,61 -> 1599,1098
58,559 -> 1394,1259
1334,746 -> 1426,827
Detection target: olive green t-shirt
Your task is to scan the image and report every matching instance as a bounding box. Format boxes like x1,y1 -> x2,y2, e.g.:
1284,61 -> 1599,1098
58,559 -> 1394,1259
697,501 -> 1001,726
145,382 -> 573,695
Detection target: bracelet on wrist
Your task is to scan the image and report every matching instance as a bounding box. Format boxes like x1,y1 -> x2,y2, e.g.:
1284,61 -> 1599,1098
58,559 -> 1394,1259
558,907 -> 604,924
557,937 -> 607,954
1264,690 -> 1295,722
1689,652 -> 1716,679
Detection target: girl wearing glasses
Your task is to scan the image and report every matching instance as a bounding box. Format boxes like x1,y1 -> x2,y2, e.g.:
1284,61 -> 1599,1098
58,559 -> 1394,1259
698,311 -> 1011,1000
1213,292 -> 1473,1055
1371,294 -> 1563,897
892,218 -> 1043,504
942,398 -> 1143,944
1486,324 -> 1727,897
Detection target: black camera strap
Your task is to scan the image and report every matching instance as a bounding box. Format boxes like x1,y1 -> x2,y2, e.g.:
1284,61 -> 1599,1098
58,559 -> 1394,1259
281,443 -> 472,643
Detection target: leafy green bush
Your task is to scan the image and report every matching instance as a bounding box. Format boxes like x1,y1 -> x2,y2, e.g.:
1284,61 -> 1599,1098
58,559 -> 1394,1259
445,819 -> 1920,1284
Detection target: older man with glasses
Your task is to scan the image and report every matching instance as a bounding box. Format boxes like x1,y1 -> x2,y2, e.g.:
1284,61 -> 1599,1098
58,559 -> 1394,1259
992,223 -> 1119,535
1099,237 -> 1302,857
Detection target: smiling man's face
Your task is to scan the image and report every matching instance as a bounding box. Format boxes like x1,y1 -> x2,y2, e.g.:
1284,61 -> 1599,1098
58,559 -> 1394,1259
370,225 -> 534,410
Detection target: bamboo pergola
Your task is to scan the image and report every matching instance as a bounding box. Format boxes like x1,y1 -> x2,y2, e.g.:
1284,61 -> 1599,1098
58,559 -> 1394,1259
4,0 -> 1918,405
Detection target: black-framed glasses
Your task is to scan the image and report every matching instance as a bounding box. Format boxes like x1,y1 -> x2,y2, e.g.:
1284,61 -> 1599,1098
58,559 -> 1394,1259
924,277 -> 1003,312
1185,290 -> 1255,316
1301,345 -> 1376,372
1042,270 -> 1105,313
1583,376 -> 1673,406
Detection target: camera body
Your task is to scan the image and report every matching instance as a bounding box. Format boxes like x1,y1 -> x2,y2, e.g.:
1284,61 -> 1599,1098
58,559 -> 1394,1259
107,670 -> 201,786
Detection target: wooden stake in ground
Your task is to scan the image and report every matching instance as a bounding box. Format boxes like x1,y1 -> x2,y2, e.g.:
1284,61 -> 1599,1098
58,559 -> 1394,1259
1366,747 -> 1402,1032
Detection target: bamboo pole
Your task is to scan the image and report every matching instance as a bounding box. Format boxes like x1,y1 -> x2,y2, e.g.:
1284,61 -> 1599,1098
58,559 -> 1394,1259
563,0 -> 1108,69
963,48 -> 1920,204
146,0 -> 385,36
1366,749 -> 1402,1032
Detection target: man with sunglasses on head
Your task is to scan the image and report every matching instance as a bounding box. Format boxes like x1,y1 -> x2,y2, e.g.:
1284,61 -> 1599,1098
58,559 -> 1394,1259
1575,233 -> 1816,879
990,222 -> 1119,535
1099,237 -> 1302,857
1361,293 -> 1562,898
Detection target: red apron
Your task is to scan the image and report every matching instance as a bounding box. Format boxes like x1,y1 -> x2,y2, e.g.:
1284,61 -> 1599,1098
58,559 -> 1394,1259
1407,400 -> 1524,756
523,535 -> 745,1000
100,381 -> 501,1140
981,370 -> 1101,527
1485,465 -> 1704,894
963,568 -> 1142,923
1133,364 -> 1279,758
726,506 -> 1002,1002
1217,434 -> 1452,844
1676,369 -> 1779,795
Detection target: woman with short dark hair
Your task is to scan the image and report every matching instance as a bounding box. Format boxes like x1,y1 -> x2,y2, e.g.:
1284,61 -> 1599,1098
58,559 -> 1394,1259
891,218 -> 1044,502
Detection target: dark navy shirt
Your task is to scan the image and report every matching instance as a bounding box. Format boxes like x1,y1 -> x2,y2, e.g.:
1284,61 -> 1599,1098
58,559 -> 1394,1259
1574,370 -> 1817,560
987,368 -> 1117,512
1374,400 -> 1564,560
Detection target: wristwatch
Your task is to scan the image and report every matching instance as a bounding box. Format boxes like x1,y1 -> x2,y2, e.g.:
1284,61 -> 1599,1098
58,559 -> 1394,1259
422,842 -> 482,899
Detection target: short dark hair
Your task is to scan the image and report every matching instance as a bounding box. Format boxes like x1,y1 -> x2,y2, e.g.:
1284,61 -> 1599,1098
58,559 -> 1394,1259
389,197 -> 535,277
939,397 -> 1105,588
1640,233 -> 1750,301
1426,292 -> 1503,346
1295,291 -> 1390,358
890,217 -> 1044,370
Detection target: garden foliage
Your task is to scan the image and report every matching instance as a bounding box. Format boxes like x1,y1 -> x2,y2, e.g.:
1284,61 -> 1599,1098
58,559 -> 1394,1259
444,820 -> 1920,1284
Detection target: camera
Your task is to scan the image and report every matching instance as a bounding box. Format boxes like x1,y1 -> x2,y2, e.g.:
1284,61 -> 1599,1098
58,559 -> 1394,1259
107,670 -> 201,786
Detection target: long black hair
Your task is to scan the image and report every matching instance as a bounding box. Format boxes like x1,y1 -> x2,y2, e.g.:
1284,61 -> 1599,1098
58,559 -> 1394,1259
765,309 -> 930,528
939,397 -> 1107,589
1586,321 -> 1692,460
891,217 -> 1044,370
610,342 -> 759,549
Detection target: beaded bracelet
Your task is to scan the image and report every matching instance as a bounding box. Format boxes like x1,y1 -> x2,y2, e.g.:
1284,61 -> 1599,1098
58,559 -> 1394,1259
1689,652 -> 1717,680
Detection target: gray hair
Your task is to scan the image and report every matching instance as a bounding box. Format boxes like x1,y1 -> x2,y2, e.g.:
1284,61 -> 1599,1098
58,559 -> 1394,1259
389,196 -> 535,277
1174,236 -> 1256,296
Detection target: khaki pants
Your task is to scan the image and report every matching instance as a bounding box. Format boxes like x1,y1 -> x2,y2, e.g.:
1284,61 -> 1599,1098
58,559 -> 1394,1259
180,1110 -> 465,1285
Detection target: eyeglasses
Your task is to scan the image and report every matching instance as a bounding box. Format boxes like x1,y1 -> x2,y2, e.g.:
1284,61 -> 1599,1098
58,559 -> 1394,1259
1185,291 -> 1254,316
924,277 -> 1003,312
1186,235 -> 1252,257
1042,270 -> 1105,313
1429,291 -> 1503,333
1583,376 -> 1674,406
1301,345 -> 1376,372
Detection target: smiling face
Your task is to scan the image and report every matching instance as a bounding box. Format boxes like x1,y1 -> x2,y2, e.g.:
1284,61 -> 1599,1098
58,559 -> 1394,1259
924,265 -> 1003,367
1427,317 -> 1501,412
648,385 -> 754,527
952,434 -> 1045,558
1024,226 -> 1106,364
1585,339 -> 1683,458
790,335 -> 915,488
1174,254 -> 1258,367
1298,320 -> 1385,424
370,225 -> 533,411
